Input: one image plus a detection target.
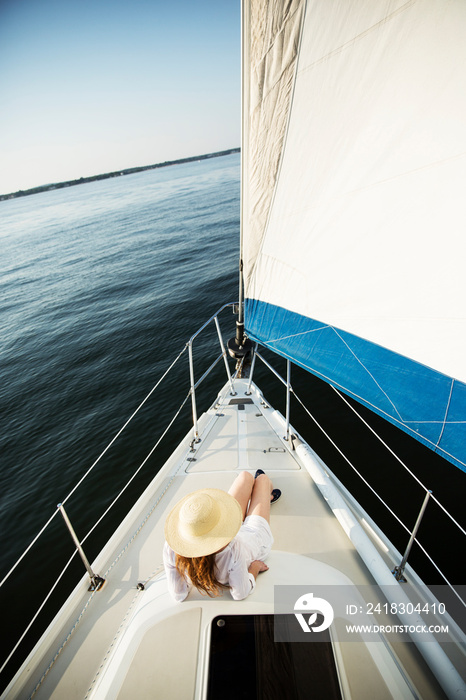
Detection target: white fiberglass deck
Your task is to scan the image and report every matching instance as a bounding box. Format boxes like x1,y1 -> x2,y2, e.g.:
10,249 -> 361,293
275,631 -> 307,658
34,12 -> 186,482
4,380 -> 461,700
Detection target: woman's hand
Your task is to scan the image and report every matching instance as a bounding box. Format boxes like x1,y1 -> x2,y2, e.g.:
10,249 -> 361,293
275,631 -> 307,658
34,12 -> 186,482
248,560 -> 269,580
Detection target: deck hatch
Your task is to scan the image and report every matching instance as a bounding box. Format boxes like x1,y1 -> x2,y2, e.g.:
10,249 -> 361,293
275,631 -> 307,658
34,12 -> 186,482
207,614 -> 341,699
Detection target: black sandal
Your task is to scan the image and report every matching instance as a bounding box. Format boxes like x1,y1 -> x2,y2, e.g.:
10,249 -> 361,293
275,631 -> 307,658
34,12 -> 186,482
255,471 -> 281,502
271,489 -> 281,503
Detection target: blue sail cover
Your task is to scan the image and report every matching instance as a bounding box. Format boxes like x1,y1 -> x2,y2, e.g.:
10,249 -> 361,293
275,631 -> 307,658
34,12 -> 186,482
241,0 -> 466,472
246,299 -> 466,473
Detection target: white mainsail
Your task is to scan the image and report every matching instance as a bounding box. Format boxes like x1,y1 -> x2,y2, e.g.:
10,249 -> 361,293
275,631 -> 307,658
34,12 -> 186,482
2,5 -> 465,699
242,0 -> 466,471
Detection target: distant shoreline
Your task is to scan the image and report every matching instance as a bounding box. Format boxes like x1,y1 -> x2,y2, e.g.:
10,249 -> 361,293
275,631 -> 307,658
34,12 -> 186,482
0,148 -> 240,201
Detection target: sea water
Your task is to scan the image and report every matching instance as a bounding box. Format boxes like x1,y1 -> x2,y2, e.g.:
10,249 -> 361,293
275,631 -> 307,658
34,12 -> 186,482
1,153 -> 240,549
0,152 -> 463,680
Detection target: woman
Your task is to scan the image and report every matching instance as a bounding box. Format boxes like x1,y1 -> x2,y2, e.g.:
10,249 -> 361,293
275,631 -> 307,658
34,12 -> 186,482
163,470 -> 281,601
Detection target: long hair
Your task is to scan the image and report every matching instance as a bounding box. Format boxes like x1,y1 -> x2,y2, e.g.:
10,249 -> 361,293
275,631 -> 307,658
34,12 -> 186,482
175,553 -> 229,597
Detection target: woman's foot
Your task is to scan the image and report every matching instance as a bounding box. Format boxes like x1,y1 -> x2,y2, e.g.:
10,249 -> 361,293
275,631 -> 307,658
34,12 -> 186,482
271,488 -> 281,503
255,470 -> 281,503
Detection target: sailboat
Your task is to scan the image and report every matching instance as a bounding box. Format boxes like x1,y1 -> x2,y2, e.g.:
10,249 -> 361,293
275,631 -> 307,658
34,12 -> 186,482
2,0 -> 465,698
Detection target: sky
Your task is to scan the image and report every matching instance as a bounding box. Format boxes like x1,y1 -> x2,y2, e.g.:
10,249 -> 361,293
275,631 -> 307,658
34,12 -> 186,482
0,0 -> 241,194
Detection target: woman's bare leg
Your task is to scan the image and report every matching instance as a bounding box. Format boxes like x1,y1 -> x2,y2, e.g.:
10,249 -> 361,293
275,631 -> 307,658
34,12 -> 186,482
228,471 -> 254,520
246,473 -> 273,523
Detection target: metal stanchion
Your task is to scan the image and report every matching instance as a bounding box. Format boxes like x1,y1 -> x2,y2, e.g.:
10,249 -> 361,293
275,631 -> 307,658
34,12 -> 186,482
393,490 -> 432,582
188,340 -> 199,442
58,503 -> 105,591
285,360 -> 291,443
214,316 -> 236,395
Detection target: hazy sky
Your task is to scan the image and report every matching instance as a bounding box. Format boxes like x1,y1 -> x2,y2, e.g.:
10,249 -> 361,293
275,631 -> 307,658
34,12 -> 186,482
0,0 -> 241,194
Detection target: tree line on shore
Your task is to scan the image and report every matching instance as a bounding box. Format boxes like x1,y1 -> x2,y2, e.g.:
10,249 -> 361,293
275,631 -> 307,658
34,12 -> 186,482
0,148 -> 240,201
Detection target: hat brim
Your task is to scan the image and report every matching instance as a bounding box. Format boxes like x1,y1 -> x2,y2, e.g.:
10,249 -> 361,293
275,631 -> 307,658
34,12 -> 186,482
164,488 -> 243,558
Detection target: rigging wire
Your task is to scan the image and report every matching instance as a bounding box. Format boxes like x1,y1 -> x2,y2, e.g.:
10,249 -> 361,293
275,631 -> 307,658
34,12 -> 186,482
291,389 -> 412,537
330,385 -> 466,538
3,311 -> 464,684
0,388 -> 192,679
61,343 -> 188,508
291,386 -> 465,606
0,550 -> 79,675
80,389 -> 191,546
0,344 -> 188,590
414,539 -> 466,608
1,304 -> 235,592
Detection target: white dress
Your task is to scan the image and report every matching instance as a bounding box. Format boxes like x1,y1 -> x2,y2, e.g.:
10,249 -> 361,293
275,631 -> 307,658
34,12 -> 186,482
163,514 -> 274,601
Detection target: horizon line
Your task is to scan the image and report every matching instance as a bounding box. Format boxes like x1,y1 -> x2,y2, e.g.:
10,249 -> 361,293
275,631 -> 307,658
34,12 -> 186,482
0,147 -> 241,201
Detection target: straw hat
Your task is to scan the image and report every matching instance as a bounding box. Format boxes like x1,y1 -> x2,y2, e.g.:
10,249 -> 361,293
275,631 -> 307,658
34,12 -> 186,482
164,488 -> 243,557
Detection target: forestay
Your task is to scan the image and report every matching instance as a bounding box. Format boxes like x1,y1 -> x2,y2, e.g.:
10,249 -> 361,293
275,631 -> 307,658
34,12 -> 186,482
241,0 -> 466,472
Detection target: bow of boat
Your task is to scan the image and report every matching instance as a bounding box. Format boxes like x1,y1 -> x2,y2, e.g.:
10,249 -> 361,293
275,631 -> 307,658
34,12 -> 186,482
4,378 -> 464,700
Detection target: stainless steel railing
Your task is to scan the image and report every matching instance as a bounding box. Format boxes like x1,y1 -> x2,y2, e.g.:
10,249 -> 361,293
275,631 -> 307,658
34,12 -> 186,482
0,302 -> 238,678
252,348 -> 465,608
1,301 -> 464,681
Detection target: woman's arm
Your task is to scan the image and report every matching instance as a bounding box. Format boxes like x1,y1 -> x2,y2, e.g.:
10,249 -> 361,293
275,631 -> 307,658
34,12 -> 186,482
248,560 -> 269,579
228,556 -> 269,600
163,542 -> 191,602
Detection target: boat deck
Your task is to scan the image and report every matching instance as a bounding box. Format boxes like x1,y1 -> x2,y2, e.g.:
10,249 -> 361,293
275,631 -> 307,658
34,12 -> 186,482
4,380 -> 458,699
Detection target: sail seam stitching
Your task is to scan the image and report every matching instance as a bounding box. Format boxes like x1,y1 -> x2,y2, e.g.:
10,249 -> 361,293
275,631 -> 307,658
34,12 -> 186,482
262,323 -> 465,428
265,324 -> 330,343
404,420 -> 465,424
253,311 -> 465,427
255,339 -> 466,469
298,0 -> 416,75
344,149 -> 466,199
436,379 -> 454,448
328,327 -> 404,421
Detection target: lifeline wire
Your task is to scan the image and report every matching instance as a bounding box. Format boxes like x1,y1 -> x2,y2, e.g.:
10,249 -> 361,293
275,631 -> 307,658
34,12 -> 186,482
81,389 -> 191,546
61,343 -> 188,507
292,386 -> 465,606
0,550 -> 79,675
0,343 -> 187,590
331,385 -> 466,537
291,389 -> 412,537
1,388 -> 192,682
